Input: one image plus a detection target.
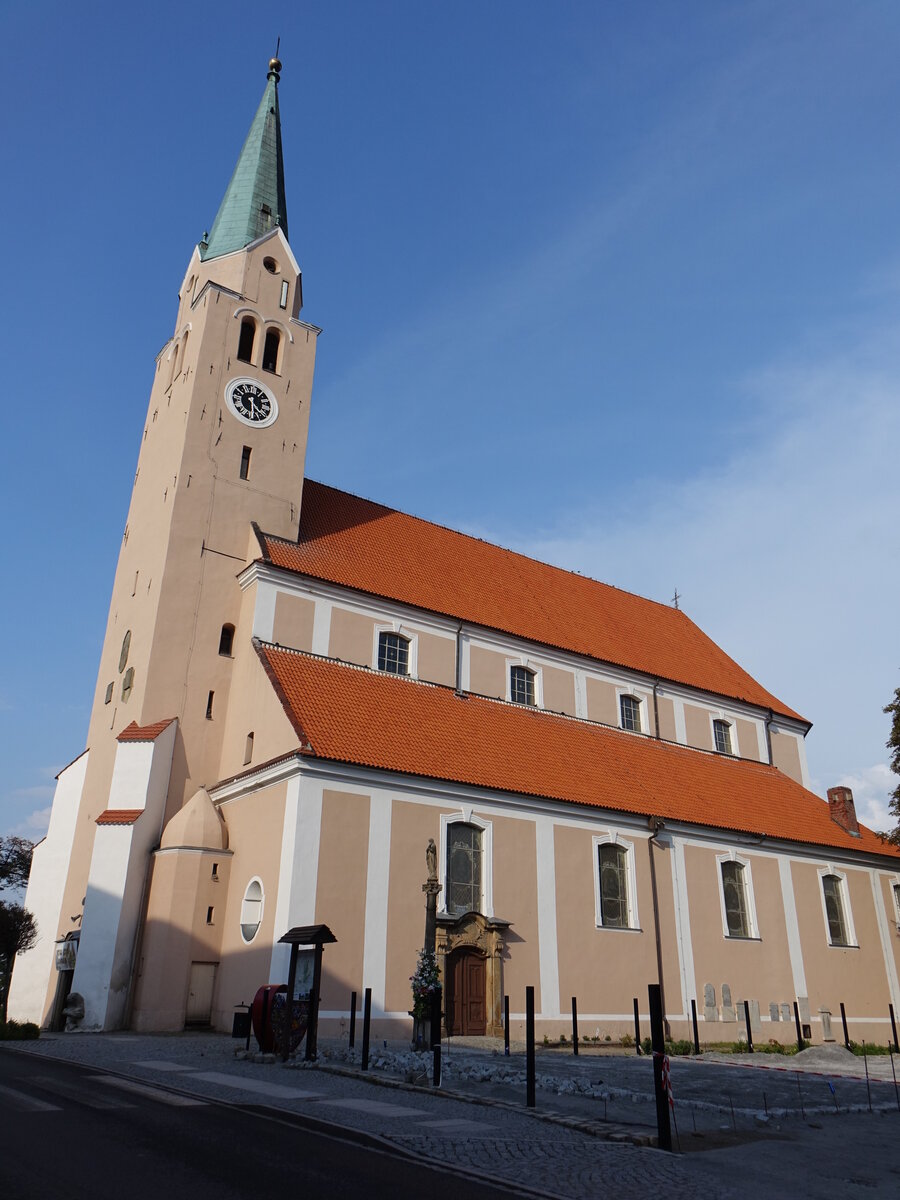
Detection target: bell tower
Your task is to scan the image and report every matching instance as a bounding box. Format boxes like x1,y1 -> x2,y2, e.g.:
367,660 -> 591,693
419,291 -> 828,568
9,58 -> 319,1030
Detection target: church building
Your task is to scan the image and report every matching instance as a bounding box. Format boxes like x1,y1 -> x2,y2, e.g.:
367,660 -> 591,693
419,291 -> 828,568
10,60 -> 900,1047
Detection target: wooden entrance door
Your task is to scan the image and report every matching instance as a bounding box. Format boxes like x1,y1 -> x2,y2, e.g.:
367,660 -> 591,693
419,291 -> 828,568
185,961 -> 217,1026
449,949 -> 486,1036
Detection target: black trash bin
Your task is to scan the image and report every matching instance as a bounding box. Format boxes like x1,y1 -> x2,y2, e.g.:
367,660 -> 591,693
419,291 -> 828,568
232,1007 -> 252,1039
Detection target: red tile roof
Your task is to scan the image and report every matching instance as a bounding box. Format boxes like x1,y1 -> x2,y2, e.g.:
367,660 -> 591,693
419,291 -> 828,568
117,718 -> 176,743
259,481 -> 805,723
255,644 -> 896,858
96,809 -> 143,826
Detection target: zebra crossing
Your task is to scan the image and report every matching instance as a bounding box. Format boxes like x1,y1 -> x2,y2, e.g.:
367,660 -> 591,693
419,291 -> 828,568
0,1068 -> 209,1114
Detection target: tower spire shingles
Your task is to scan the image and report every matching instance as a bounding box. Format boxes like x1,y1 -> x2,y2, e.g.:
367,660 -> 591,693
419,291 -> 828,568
201,57 -> 289,260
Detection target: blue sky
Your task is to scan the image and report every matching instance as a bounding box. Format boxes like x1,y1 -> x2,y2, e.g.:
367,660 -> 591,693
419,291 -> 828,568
2,1 -> 899,838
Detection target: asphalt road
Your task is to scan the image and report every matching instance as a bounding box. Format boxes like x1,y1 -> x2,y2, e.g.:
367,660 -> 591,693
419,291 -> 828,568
0,1050 -> 524,1200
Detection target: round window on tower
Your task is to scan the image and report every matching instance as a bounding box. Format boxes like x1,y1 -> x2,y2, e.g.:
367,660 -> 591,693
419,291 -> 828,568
263,257 -> 279,275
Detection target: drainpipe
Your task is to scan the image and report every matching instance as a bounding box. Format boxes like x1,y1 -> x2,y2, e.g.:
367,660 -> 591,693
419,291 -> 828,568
647,816 -> 671,1039
652,680 -> 661,739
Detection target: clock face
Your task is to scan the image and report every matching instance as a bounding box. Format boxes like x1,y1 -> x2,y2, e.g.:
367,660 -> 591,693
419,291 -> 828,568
224,377 -> 278,428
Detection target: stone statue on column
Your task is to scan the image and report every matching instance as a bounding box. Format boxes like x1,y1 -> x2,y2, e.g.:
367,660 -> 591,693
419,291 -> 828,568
423,838 -> 442,956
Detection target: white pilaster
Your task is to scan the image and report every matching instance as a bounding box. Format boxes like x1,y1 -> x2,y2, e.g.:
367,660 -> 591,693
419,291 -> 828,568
362,791 -> 392,1016
535,816 -> 560,1018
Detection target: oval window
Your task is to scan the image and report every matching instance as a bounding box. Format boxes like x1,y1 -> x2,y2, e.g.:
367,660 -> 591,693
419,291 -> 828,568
240,878 -> 264,942
263,256 -> 279,274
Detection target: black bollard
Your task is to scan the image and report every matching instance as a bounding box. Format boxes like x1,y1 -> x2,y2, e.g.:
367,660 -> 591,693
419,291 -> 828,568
430,986 -> 442,1050
793,1000 -> 804,1051
648,983 -> 672,1152
526,986 -> 536,1108
349,990 -> 357,1048
361,987 -> 372,1071
633,997 -> 642,1054
691,998 -> 700,1056
433,1043 -> 442,1088
572,997 -> 579,1056
890,1003 -> 899,1054
743,1000 -> 754,1053
504,994 -> 510,1056
840,1002 -> 850,1050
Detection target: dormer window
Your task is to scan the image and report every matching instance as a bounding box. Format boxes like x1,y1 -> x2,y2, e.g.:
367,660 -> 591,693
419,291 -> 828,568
713,719 -> 733,755
619,694 -> 642,733
262,329 -> 280,373
510,666 -> 535,706
378,631 -> 409,675
237,317 -> 256,364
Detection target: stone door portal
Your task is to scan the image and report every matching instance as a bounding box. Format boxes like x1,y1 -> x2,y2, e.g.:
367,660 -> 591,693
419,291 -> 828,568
449,948 -> 487,1036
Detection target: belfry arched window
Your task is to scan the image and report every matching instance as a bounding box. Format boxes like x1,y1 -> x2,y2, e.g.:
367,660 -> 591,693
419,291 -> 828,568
262,328 -> 280,373
237,317 -> 256,364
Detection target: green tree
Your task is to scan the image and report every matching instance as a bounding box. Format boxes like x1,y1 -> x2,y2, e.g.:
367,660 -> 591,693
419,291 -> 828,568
885,685 -> 900,846
0,837 -> 36,1021
0,901 -> 37,1020
0,836 -> 34,893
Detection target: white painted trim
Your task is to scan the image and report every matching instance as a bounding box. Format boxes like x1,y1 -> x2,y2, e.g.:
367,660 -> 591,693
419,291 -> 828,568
672,697 -> 687,745
817,865 -> 858,948
535,816 -> 560,1018
362,792 -> 392,1016
573,670 -> 588,719
310,596 -> 332,657
373,621 -> 419,678
505,656 -> 543,707
252,579 -> 278,641
239,876 -> 266,944
670,835 -> 696,1016
778,857 -> 808,997
438,809 -> 493,918
715,851 -> 760,939
871,873 -> 900,1016
591,832 -> 640,930
269,775 -> 304,982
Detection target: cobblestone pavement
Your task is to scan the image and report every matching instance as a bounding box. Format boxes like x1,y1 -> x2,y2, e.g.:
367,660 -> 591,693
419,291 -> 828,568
6,1032 -> 900,1198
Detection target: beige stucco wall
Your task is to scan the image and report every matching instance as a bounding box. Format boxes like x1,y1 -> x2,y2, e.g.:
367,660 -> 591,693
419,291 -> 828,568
735,718 -> 759,761
384,799 -> 449,1013
684,846 -> 795,1020
211,782 -> 290,1027
771,732 -> 803,784
586,678 -> 617,726
553,825 -> 658,1015
542,666 -> 576,716
273,592 -> 315,651
791,860 -> 892,1018
684,704 -> 713,751
657,696 -> 677,741
416,631 -> 456,687
469,646 -> 507,700
489,813 -> 542,1010
314,789 -> 370,1010
132,847 -> 232,1031
329,607 -> 377,667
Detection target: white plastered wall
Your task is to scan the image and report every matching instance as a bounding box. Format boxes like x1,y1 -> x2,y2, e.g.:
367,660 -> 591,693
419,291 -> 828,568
72,722 -> 176,1029
6,751 -> 90,1024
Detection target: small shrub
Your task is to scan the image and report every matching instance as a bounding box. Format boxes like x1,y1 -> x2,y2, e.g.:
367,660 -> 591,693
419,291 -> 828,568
621,1033 -> 634,1048
665,1038 -> 693,1057
0,1019 -> 40,1041
641,1036 -> 653,1056
542,1034 -> 550,1046
604,1034 -> 612,1042
848,1041 -> 891,1057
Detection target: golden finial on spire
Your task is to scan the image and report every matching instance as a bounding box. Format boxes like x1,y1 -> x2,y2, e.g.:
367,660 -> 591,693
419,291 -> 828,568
268,37 -> 282,82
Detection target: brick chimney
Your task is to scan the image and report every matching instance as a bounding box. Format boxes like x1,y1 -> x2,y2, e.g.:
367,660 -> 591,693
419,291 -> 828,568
827,786 -> 860,837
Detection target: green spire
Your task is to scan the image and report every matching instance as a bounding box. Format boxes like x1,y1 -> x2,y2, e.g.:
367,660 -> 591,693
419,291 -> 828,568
201,58 -> 289,261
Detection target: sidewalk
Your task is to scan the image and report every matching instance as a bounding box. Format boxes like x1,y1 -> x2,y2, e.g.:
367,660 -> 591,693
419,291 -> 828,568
6,1031 -> 900,1199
